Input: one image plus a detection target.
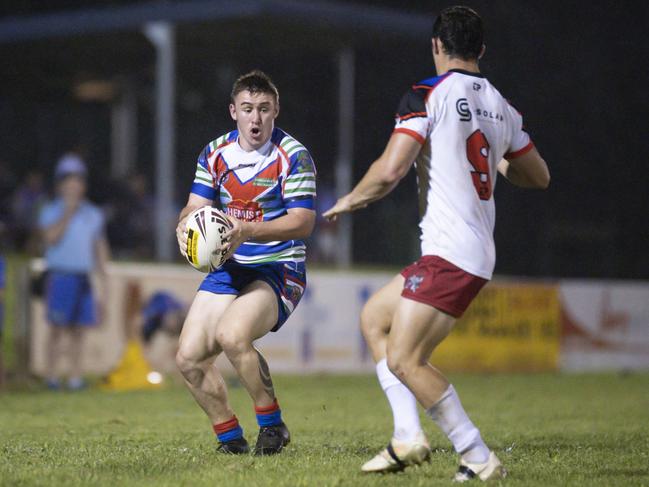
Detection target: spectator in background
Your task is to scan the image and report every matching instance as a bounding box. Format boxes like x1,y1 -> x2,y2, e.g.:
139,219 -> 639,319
105,173 -> 154,259
11,169 -> 46,253
37,153 -> 110,390
141,291 -> 185,344
125,173 -> 155,258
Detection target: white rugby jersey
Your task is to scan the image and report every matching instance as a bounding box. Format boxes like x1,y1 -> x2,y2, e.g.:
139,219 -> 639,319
394,69 -> 533,279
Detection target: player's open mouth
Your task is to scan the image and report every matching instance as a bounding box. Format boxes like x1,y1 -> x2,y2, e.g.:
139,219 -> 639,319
251,127 -> 261,136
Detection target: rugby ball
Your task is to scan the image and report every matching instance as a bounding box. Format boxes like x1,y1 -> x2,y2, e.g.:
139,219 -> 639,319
184,206 -> 232,272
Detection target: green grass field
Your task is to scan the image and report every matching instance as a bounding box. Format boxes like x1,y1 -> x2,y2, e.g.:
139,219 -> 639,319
1,373 -> 648,487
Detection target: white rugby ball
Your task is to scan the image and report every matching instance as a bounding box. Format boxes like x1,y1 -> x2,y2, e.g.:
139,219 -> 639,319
184,206 -> 232,272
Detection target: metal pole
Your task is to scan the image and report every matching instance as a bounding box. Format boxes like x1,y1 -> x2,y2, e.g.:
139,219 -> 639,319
110,79 -> 137,179
335,47 -> 355,267
144,22 -> 176,261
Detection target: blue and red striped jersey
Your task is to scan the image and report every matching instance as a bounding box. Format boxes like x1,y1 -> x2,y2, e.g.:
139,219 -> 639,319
190,127 -> 316,265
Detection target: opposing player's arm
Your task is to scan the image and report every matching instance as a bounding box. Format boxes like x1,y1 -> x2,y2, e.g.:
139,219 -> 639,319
224,208 -> 315,258
176,193 -> 213,257
498,147 -> 550,189
323,132 -> 420,221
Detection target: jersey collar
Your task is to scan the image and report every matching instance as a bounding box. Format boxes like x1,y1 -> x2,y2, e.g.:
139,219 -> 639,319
448,68 -> 485,78
234,136 -> 273,158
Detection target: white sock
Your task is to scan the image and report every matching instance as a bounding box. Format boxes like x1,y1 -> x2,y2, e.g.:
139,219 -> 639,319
376,358 -> 422,442
426,385 -> 489,464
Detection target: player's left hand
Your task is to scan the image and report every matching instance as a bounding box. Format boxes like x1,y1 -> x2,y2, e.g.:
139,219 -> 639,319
176,218 -> 189,257
323,194 -> 359,222
222,215 -> 252,261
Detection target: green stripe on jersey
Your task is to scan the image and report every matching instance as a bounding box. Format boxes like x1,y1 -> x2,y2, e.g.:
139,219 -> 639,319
194,175 -> 212,185
285,175 -> 315,183
284,183 -> 316,192
284,188 -> 316,195
235,250 -> 306,264
281,139 -> 305,154
257,194 -> 279,202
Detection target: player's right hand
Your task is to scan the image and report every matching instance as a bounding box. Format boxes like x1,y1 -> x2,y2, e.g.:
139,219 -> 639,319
322,194 -> 358,222
176,217 -> 188,257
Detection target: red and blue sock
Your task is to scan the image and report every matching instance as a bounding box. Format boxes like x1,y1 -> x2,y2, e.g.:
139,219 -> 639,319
255,399 -> 282,427
213,415 -> 243,443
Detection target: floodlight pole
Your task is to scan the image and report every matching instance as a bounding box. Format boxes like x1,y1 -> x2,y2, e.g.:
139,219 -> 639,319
110,79 -> 137,179
144,21 -> 176,262
335,47 -> 355,267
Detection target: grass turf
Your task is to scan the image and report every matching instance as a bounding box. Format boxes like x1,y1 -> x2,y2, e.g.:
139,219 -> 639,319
1,373 -> 648,486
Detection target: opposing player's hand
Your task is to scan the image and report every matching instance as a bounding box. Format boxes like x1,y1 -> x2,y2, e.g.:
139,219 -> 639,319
322,194 -> 359,222
176,217 -> 188,257
222,215 -> 252,261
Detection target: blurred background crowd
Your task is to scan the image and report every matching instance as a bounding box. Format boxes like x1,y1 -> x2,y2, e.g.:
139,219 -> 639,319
0,0 -> 647,277
0,156 -> 156,260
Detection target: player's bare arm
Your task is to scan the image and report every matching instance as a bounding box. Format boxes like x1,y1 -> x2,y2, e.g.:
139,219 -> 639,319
223,208 -> 315,260
176,193 -> 213,256
498,147 -> 550,189
323,132 -> 420,221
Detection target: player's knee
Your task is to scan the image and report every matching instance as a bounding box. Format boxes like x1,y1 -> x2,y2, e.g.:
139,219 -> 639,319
216,329 -> 248,357
175,347 -> 198,376
386,348 -> 415,382
360,302 -> 384,342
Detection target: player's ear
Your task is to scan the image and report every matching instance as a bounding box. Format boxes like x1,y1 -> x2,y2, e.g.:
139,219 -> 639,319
229,103 -> 237,121
274,101 -> 280,119
432,37 -> 440,55
478,44 -> 486,60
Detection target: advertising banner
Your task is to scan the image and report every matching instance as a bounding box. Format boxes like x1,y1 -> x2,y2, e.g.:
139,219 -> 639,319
28,262 -> 648,376
560,280 -> 649,371
432,283 -> 561,372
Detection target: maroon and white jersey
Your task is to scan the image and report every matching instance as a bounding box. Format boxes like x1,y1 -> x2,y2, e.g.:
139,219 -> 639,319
394,69 -> 533,279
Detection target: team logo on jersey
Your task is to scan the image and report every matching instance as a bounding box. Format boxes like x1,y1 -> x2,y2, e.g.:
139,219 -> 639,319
226,199 -> 263,222
295,151 -> 313,173
456,98 -> 472,122
405,275 -> 424,293
475,108 -> 504,121
253,177 -> 275,187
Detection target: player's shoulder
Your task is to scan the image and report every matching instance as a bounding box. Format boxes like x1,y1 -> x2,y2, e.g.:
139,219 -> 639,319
412,72 -> 454,92
273,127 -> 309,159
467,74 -> 515,107
397,72 -> 454,117
205,130 -> 238,154
481,79 -> 526,121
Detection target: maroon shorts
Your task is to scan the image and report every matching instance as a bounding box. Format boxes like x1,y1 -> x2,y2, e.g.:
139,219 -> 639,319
400,255 -> 488,318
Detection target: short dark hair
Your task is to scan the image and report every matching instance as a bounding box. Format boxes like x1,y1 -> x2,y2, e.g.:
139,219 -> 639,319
230,70 -> 279,103
432,6 -> 484,61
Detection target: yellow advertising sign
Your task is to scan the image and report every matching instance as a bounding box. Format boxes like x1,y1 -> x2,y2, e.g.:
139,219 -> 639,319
432,283 -> 560,372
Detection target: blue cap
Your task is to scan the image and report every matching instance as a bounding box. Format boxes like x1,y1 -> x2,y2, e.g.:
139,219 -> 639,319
55,154 -> 87,179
